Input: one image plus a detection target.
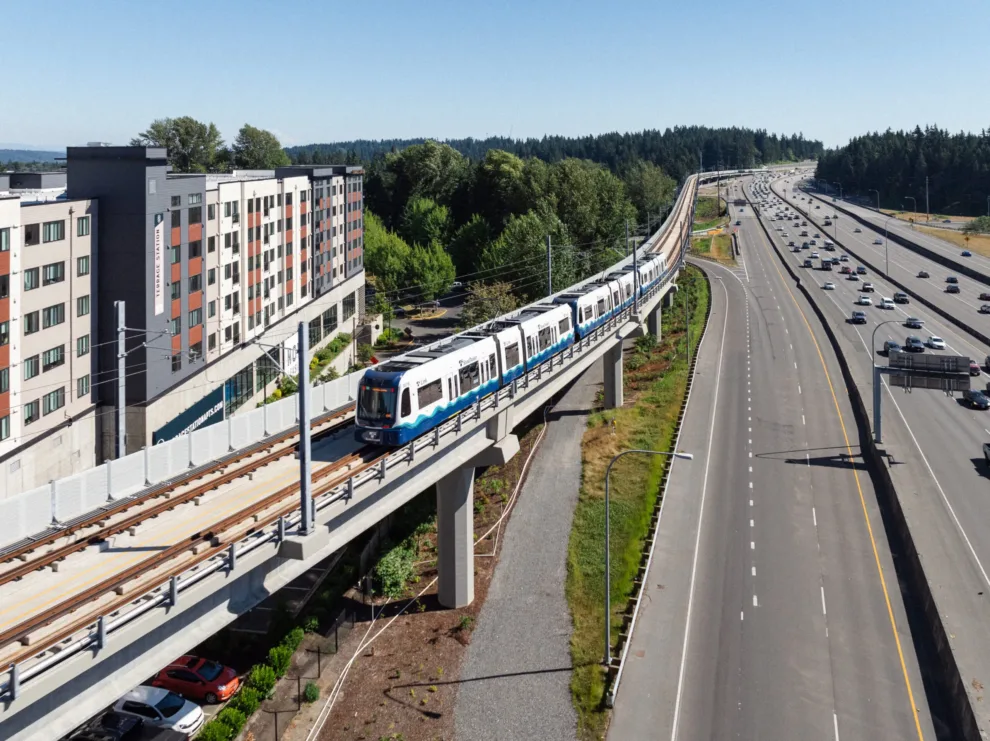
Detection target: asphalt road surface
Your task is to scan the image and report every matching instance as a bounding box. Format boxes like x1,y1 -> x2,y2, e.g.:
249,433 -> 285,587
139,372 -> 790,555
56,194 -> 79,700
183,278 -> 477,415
609,218 -> 933,740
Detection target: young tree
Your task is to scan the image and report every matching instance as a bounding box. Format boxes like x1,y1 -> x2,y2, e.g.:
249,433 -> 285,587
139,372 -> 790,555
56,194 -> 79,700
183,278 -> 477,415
460,281 -> 520,328
623,159 -> 676,222
408,240 -> 455,302
448,214 -> 492,275
232,125 -> 291,169
363,211 -> 412,294
400,196 -> 451,247
130,116 -> 225,173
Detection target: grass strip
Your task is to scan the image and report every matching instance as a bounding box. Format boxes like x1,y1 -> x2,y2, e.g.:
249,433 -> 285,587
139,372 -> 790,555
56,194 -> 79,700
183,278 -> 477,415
566,266 -> 711,740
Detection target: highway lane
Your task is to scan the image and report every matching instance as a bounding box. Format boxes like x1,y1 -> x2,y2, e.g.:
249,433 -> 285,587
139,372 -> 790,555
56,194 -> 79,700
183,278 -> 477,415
749,175 -> 990,736
610,222 -> 932,739
772,176 -> 990,339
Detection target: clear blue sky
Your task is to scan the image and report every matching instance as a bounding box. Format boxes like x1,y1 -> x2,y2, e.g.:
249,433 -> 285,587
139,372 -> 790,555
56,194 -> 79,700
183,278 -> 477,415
3,0 -> 987,151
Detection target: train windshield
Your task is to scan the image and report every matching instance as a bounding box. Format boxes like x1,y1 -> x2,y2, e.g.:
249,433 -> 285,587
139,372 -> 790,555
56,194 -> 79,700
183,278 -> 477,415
357,384 -> 396,425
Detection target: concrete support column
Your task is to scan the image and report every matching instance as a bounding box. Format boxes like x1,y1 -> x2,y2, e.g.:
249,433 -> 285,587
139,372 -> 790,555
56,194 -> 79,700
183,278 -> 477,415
436,466 -> 475,608
604,342 -> 624,409
647,306 -> 661,341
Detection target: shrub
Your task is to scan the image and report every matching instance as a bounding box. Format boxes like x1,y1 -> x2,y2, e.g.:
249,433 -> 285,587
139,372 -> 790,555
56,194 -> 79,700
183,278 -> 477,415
216,707 -> 246,736
457,615 -> 475,632
268,644 -> 293,677
634,334 -> 657,354
303,681 -> 320,703
247,664 -> 277,698
358,343 -> 375,363
231,686 -> 260,716
626,354 -> 646,371
197,722 -> 233,741
373,540 -> 416,599
303,615 -> 320,633
321,366 -> 340,382
282,626 -> 305,652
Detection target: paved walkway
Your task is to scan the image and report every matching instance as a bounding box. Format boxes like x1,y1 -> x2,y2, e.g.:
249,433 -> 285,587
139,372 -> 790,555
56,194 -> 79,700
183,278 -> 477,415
454,363 -> 603,740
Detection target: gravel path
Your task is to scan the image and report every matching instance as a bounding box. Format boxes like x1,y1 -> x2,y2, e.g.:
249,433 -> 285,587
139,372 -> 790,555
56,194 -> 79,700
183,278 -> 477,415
454,363 -> 604,741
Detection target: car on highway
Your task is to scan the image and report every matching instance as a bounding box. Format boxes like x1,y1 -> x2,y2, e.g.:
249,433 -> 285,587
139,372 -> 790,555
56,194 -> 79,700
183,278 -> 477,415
962,250 -> 972,257
963,389 -> 990,410
823,282 -> 836,290
802,220 -> 808,226
811,251 -> 820,259
788,240 -> 796,246
854,227 -> 862,233
850,311 -> 867,324
847,273 -> 860,281
927,335 -> 946,350
151,655 -> 240,703
839,265 -> 852,274
918,270 -> 930,278
946,276 -> 959,284
856,295 -> 872,306
904,336 -> 925,352
884,340 -> 902,354
735,220 -> 742,225
856,266 -> 867,274
815,205 -> 821,209
981,305 -> 990,314
971,361 -> 982,376
873,238 -> 883,245
839,254 -> 849,262
862,282 -> 875,292
803,259 -> 813,268
905,317 -> 924,328
739,207 -> 744,212
112,686 -> 205,736
945,219 -> 953,224
946,284 -> 961,294
980,292 -> 990,301
813,233 -> 821,239
802,241 -> 810,249
893,292 -> 909,304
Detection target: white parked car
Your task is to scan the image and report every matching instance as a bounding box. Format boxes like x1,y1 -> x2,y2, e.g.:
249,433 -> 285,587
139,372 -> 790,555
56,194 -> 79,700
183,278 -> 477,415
113,686 -> 205,736
823,282 -> 836,290
856,295 -> 873,306
927,336 -> 946,350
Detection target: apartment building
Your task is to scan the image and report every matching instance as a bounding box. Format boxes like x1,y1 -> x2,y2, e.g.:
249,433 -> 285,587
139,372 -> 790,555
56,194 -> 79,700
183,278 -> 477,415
0,193 -> 98,491
63,146 -> 367,458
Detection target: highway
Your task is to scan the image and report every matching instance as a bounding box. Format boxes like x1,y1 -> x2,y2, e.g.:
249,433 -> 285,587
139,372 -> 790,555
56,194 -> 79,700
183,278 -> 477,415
749,173 -> 990,736
772,176 -> 990,340
609,197 -> 933,740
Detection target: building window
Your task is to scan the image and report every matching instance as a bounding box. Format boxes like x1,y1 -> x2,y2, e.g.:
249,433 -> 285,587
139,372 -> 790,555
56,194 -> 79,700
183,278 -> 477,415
170,245 -> 180,264
224,264 -> 231,281
171,210 -> 181,228
0,367 -> 6,393
0,321 -> 6,345
207,204 -> 216,220
77,255 -> 90,276
42,388 -> 65,415
23,400 -> 40,425
75,215 -> 90,237
42,220 -> 65,243
208,300 -> 216,318
171,282 -> 181,300
208,332 -> 217,352
188,308 -> 202,327
43,303 -> 65,328
0,227 -> 8,252
23,355 -> 39,380
189,341 -> 203,360
206,268 -> 215,286
24,223 -> 39,246
42,262 -> 65,285
286,216 -> 293,230
76,295 -> 90,317
0,274 -> 7,300
23,312 -> 39,334
171,354 -> 182,372
171,196 -> 181,208
189,239 -> 202,258
77,374 -> 90,398
0,415 -> 8,440
189,274 -> 202,292
189,206 -> 202,224
77,334 -> 90,357
41,345 -> 65,372
286,291 -> 293,306
207,235 -> 216,253
169,317 -> 181,336
224,201 -> 231,218
343,292 -> 356,320
188,193 -> 202,205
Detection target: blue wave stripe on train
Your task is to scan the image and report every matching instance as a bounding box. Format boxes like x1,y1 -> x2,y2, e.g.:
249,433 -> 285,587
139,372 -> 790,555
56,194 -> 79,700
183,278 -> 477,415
380,377 -> 502,446
527,333 -> 574,367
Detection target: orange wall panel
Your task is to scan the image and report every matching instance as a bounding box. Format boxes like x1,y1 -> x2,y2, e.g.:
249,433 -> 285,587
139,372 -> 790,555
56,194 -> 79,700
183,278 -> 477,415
188,257 -> 202,276
171,334 -> 182,353
171,298 -> 181,318
0,298 -> 8,323
188,291 -> 202,311
189,324 -> 203,345
188,223 -> 202,242
0,391 -> 9,417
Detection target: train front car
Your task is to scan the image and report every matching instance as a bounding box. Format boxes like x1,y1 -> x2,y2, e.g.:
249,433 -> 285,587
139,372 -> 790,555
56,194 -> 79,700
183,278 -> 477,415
355,367 -> 405,445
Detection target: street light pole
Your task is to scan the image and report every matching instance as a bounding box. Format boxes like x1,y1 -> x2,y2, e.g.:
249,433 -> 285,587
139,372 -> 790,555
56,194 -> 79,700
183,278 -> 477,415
869,189 -> 880,212
604,449 -> 693,666
904,196 -> 917,220
871,320 -> 900,444
883,215 -> 894,277
833,182 -> 843,200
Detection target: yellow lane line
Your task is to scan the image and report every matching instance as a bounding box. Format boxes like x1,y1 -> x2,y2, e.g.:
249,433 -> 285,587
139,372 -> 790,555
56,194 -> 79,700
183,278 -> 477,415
752,213 -> 926,741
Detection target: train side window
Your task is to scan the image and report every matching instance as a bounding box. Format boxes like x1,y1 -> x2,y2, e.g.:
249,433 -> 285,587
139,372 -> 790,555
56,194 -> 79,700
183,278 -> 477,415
505,342 -> 520,367
417,379 -> 443,408
558,317 -> 569,335
597,298 -> 606,316
613,290 -> 619,307
489,353 -> 497,378
401,389 -> 411,417
448,378 -> 454,400
538,326 -> 552,351
459,362 -> 480,391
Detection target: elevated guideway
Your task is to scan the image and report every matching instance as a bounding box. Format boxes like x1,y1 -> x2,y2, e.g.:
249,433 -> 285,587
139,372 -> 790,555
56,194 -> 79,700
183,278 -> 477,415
0,173 -> 700,741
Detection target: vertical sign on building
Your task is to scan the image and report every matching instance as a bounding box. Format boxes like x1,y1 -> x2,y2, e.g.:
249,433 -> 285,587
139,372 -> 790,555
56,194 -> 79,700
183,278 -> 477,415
153,215 -> 165,315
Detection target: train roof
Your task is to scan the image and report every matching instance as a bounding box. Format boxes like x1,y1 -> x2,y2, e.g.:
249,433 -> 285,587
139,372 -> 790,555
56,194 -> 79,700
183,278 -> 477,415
375,335 -> 485,372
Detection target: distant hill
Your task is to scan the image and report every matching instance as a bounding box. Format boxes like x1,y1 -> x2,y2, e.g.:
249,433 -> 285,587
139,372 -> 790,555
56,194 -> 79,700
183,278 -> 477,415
0,149 -> 64,164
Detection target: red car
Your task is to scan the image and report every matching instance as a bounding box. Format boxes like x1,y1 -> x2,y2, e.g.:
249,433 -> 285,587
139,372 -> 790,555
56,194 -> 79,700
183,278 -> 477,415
981,293 -> 990,302
151,656 -> 240,703
971,361 -> 982,377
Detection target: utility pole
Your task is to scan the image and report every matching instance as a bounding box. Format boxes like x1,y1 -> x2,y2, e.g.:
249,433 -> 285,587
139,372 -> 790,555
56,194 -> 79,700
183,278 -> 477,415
297,321 -> 314,535
115,301 -> 126,459
685,286 -> 690,360
631,219 -> 639,315
926,176 -> 930,222
546,234 -> 553,296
